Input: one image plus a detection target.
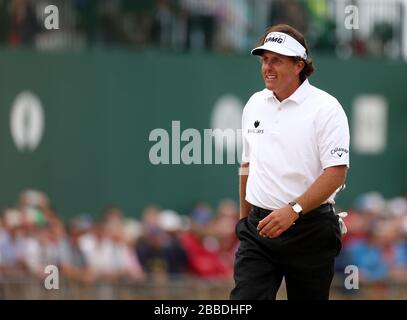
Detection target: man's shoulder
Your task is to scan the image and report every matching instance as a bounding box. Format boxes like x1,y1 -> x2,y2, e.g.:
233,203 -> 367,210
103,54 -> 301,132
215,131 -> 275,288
306,82 -> 346,116
247,89 -> 269,102
244,89 -> 269,110
308,82 -> 341,106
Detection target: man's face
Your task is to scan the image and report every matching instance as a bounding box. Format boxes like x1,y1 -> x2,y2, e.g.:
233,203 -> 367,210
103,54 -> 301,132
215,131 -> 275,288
261,51 -> 303,100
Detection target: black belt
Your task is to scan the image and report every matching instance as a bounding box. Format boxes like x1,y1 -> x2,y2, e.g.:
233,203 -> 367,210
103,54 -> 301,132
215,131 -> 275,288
251,203 -> 334,221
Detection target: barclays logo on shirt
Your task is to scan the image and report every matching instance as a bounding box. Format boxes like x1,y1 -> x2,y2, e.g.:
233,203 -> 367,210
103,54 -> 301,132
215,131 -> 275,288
248,120 -> 264,134
248,129 -> 264,134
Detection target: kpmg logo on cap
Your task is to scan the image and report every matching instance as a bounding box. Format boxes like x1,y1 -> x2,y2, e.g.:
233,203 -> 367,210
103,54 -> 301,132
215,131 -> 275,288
265,34 -> 286,44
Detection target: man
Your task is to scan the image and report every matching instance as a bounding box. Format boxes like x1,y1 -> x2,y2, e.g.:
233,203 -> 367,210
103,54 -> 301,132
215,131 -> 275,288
230,24 -> 350,300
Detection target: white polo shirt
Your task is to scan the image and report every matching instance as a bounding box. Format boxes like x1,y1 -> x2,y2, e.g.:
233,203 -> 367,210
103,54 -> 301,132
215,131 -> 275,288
242,79 -> 350,210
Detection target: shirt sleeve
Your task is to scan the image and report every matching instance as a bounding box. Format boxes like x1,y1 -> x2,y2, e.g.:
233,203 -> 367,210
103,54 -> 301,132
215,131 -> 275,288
316,102 -> 350,169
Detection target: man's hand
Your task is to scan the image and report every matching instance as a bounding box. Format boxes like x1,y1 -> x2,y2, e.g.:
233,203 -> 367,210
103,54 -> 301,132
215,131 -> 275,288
257,206 -> 299,238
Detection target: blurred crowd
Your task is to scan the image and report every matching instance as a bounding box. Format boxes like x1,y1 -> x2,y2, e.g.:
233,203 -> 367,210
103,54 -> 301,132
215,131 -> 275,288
336,192 -> 407,285
0,190 -> 239,284
2,189 -> 407,292
0,0 -> 403,58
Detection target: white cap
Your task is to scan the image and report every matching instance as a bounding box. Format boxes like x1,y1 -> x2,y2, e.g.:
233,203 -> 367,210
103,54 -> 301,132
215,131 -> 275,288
251,32 -> 307,60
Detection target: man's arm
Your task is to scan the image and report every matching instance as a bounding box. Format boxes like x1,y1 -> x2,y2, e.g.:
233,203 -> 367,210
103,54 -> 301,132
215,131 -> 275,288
239,162 -> 252,219
257,165 -> 347,238
295,165 -> 347,214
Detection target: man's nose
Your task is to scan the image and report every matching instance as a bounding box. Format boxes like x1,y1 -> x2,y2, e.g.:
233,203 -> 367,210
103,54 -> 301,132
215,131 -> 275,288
264,63 -> 274,71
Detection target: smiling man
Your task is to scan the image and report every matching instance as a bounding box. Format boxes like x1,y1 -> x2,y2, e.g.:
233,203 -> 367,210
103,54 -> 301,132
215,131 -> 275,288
230,24 -> 350,300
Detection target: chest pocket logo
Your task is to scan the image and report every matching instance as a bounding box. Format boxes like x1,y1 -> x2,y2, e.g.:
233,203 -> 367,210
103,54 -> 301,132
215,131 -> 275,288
248,120 -> 264,134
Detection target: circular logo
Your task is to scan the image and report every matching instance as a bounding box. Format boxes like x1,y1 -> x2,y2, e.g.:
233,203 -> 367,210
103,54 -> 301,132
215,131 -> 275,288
10,91 -> 45,152
211,94 -> 243,154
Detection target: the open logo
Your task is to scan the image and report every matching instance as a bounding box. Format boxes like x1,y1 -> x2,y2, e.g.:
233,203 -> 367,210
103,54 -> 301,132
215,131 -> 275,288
10,91 -> 45,152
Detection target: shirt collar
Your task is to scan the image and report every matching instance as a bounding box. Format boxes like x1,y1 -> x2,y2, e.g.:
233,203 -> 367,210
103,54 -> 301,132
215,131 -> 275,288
263,79 -> 311,104
263,89 -> 277,101
286,79 -> 310,104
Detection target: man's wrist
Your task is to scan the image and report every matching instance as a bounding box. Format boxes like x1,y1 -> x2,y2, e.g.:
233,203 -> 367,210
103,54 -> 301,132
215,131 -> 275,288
287,206 -> 299,222
288,201 -> 304,218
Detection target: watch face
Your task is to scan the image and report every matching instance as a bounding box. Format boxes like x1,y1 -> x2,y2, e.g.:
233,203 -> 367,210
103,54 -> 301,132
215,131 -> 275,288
289,202 -> 302,214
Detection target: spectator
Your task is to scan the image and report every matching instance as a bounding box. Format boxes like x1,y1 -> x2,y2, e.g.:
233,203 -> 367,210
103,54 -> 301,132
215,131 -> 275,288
120,0 -> 155,47
6,0 -> 39,47
151,0 -> 177,49
216,0 -> 250,53
78,223 -> 119,281
157,210 -> 188,276
60,222 -> 95,284
268,0 -> 309,34
179,0 -> 218,51
180,202 -> 231,279
136,209 -> 187,281
212,199 -> 239,273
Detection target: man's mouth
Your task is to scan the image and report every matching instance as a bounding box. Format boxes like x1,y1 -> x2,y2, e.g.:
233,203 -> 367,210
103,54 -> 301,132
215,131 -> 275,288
265,74 -> 277,80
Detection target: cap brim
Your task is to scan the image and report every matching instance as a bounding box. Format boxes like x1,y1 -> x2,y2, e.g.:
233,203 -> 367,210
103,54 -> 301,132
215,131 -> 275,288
251,43 -> 300,57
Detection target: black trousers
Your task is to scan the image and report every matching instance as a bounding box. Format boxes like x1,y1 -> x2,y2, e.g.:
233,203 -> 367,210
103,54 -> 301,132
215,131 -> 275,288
230,204 -> 342,300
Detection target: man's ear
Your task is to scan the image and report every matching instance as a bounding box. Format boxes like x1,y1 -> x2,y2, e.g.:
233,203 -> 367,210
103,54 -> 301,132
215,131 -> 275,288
295,60 -> 305,75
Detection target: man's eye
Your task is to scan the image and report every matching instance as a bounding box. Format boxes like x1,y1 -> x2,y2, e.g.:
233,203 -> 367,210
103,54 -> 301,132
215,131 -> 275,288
262,57 -> 282,64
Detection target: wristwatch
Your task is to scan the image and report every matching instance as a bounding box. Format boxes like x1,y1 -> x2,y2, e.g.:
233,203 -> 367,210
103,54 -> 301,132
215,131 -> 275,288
289,202 -> 304,217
